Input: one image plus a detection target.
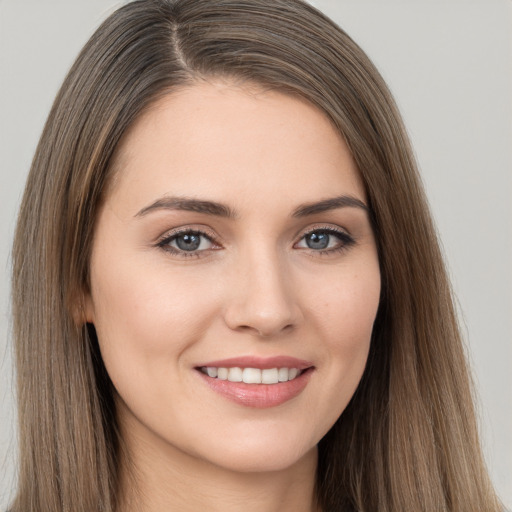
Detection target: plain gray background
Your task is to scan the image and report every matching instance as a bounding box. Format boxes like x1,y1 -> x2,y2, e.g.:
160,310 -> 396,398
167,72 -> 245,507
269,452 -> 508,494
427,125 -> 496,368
1,0 -> 510,508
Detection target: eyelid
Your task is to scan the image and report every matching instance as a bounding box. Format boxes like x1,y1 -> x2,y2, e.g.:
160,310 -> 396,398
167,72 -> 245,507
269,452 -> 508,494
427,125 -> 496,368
156,225 -> 220,244
294,223 -> 352,241
293,224 -> 356,253
155,225 -> 223,257
154,223 -> 355,258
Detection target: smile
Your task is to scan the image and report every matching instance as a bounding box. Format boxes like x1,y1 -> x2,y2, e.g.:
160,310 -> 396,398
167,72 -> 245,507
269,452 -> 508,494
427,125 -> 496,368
199,366 -> 302,384
195,357 -> 315,408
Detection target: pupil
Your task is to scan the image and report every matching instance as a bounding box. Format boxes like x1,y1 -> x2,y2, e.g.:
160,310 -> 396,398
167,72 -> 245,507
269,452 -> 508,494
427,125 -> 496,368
306,232 -> 329,250
176,233 -> 201,251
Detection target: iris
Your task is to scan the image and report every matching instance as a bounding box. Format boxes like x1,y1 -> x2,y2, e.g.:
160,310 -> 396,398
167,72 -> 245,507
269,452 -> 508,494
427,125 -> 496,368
305,231 -> 330,250
175,233 -> 202,251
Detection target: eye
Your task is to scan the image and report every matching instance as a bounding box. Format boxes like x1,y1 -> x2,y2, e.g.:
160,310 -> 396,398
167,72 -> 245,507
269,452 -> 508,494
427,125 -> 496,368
295,228 -> 354,253
157,229 -> 216,255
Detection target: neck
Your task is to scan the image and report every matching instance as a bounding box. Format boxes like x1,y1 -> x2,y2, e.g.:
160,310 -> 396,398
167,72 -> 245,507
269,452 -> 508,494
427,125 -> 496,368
116,416 -> 319,512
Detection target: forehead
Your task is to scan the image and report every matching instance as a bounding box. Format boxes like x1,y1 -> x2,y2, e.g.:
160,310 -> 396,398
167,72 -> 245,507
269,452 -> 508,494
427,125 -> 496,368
108,81 -> 366,215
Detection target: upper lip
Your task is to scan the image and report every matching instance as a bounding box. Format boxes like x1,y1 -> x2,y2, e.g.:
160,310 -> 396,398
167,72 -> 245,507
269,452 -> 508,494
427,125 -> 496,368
195,356 -> 314,370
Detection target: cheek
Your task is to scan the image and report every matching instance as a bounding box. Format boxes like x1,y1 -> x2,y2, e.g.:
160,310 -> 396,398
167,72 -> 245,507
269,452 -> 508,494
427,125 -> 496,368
303,261 -> 380,420
88,255 -> 222,382
309,261 -> 381,346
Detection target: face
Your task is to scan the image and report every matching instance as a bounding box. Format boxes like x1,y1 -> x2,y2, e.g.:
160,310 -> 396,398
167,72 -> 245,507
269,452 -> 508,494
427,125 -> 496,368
85,81 -> 381,474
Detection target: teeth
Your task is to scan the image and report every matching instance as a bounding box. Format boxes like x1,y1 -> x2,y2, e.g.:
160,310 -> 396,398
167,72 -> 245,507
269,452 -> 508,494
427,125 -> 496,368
243,367 -> 262,384
200,366 -> 302,384
206,367 -> 218,378
228,367 -> 243,382
217,367 -> 228,380
261,368 -> 279,384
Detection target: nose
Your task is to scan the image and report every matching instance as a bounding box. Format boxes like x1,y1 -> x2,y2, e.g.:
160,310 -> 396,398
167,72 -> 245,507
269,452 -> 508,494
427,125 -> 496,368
223,247 -> 303,338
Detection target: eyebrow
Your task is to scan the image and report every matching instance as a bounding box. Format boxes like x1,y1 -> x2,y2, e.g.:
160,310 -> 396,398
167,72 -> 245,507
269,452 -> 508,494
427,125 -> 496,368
292,195 -> 369,217
135,194 -> 368,219
135,197 -> 237,218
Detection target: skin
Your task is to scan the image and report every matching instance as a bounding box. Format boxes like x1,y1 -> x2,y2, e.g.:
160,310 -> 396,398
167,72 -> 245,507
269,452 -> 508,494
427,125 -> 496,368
85,81 -> 381,512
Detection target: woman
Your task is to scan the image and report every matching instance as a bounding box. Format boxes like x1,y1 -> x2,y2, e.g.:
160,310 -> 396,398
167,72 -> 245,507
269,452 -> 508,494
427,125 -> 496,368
8,0 -> 503,510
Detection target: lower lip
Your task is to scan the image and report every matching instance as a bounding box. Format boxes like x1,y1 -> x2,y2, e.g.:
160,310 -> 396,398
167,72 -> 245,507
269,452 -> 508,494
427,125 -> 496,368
196,368 -> 314,408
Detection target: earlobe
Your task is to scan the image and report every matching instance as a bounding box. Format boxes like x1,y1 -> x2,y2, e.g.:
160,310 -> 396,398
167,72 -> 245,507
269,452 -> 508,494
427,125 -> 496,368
83,292 -> 95,324
71,291 -> 95,326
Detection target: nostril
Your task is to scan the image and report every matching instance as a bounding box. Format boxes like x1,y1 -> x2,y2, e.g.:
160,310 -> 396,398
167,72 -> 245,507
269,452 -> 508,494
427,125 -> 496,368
235,321 -> 295,338
222,272 -> 303,336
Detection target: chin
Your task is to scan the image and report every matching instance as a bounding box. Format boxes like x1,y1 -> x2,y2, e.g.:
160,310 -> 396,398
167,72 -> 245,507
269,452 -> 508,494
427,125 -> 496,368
190,430 -> 319,474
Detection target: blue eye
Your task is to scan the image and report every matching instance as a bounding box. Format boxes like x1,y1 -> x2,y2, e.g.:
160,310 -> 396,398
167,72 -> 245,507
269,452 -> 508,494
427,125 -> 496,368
304,232 -> 331,250
296,228 -> 354,252
158,227 -> 353,257
158,230 -> 214,254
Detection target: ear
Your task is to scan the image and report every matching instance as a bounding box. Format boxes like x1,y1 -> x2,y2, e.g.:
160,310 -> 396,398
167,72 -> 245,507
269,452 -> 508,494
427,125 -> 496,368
70,289 -> 95,326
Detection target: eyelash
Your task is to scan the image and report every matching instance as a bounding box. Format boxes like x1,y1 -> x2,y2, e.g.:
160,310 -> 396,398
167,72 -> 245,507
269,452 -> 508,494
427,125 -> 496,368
297,226 -> 356,256
156,227 -> 220,258
156,226 -> 355,258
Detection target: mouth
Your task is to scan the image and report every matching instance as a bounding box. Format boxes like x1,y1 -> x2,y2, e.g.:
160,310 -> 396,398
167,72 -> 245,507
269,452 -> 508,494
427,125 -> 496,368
194,357 -> 315,408
198,366 -> 305,384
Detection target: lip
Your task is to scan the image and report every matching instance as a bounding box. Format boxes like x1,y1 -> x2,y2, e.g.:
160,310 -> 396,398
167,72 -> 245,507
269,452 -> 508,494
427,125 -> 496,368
195,355 -> 314,370
194,356 -> 315,408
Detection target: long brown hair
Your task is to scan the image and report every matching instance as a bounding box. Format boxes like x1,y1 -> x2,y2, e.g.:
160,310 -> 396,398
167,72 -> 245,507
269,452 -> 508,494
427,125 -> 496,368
11,0 -> 501,510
